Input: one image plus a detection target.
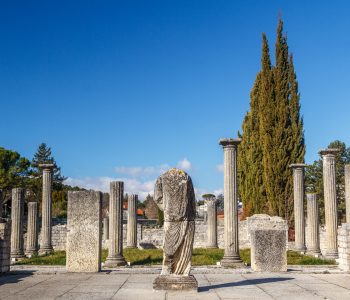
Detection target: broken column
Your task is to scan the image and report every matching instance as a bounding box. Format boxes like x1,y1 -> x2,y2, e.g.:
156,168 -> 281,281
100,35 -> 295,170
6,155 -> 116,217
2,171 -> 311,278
206,196 -> 218,248
10,188 -> 25,260
127,194 -> 137,248
306,193 -> 321,256
345,164 -> 350,223
219,138 -> 242,266
103,217 -> 109,240
66,191 -> 102,272
39,163 -> 54,255
26,202 -> 38,257
105,181 -> 127,267
320,148 -> 339,259
290,163 -> 306,253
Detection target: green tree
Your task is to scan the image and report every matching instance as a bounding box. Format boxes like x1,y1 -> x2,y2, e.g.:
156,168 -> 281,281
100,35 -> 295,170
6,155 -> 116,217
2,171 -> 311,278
305,140 -> 350,224
238,19 -> 305,223
0,147 -> 30,214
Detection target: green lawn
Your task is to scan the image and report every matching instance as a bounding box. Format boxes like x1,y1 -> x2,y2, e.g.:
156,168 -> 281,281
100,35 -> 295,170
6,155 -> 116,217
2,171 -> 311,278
15,248 -> 335,266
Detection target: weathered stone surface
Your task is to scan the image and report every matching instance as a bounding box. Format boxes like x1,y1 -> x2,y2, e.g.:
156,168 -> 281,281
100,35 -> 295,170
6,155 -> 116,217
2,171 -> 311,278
10,188 -> 25,260
219,138 -> 242,267
306,194 -> 321,256
153,275 -> 198,291
103,217 -> 109,241
126,194 -> 137,248
250,229 -> 287,272
26,202 -> 38,257
153,168 -> 198,290
290,163 -> 307,253
0,221 -> 11,273
39,163 -> 54,255
105,181 -> 127,267
206,197 -> 218,248
66,191 -> 102,272
320,148 -> 339,259
345,164 -> 350,223
338,223 -> 350,272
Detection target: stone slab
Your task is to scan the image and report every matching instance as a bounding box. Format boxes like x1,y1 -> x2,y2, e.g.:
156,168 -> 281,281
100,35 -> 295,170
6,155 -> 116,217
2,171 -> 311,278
153,275 -> 198,291
66,191 -> 102,272
251,229 -> 287,272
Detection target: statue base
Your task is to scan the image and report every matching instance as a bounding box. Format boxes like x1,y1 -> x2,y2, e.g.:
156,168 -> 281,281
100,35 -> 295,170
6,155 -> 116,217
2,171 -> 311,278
153,275 -> 198,291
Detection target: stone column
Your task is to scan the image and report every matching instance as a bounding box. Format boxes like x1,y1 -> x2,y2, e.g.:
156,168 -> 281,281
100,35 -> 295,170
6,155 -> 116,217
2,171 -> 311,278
38,164 -> 54,255
103,217 -> 109,240
320,149 -> 339,259
306,193 -> 321,257
127,194 -> 137,248
10,188 -> 25,260
26,202 -> 38,257
206,197 -> 218,248
290,164 -> 306,253
345,164 -> 350,223
219,138 -> 242,266
105,181 -> 127,266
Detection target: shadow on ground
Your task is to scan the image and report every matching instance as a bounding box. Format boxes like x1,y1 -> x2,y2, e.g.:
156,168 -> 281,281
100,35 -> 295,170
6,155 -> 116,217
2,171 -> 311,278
199,277 -> 294,292
0,271 -> 35,286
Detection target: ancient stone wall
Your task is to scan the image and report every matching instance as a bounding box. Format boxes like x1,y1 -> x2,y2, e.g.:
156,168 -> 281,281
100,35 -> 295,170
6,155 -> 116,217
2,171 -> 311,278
338,223 -> 350,271
0,221 -> 11,273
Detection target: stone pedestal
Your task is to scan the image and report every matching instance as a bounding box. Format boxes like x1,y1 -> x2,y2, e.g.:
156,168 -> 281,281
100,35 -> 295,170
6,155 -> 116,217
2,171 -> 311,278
320,149 -> 339,259
219,138 -> 242,267
26,202 -> 38,257
206,197 -> 218,248
290,164 -> 306,253
105,181 -> 127,267
10,188 -> 25,260
126,194 -> 137,248
345,165 -> 350,223
153,275 -> 198,291
103,217 -> 109,241
306,194 -> 321,257
66,191 -> 102,272
250,229 -> 287,272
0,221 -> 11,273
39,164 -> 54,255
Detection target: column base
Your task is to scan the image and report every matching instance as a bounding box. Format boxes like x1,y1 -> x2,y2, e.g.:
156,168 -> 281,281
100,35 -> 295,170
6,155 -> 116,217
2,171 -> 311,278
306,249 -> 321,258
11,251 -> 25,261
125,245 -> 138,249
38,246 -> 54,256
220,255 -> 243,267
25,249 -> 38,258
104,255 -> 127,267
294,246 -> 307,254
206,245 -> 218,249
153,275 -> 198,291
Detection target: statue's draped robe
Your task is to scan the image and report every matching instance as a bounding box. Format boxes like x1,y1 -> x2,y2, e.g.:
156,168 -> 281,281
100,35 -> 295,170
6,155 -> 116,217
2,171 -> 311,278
154,170 -> 196,276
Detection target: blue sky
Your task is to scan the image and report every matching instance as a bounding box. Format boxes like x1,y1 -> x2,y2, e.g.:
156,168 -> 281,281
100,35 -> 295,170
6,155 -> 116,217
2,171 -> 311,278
1,1 -> 350,199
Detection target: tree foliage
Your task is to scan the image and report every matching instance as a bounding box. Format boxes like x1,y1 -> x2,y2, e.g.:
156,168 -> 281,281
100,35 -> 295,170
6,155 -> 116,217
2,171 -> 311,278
238,19 -> 305,223
305,140 -> 350,224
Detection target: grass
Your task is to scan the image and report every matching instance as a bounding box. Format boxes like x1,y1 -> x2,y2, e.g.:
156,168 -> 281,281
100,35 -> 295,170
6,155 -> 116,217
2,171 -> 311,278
16,248 -> 335,266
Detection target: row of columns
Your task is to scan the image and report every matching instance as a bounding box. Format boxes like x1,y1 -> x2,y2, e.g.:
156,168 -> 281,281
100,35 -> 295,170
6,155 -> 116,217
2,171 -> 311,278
10,164 -> 54,260
290,149 -> 344,259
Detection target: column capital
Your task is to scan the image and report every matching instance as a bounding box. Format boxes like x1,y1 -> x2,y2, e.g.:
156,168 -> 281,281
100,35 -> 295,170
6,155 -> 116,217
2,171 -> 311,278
289,163 -> 307,169
39,163 -> 55,170
219,138 -> 242,148
319,148 -> 339,157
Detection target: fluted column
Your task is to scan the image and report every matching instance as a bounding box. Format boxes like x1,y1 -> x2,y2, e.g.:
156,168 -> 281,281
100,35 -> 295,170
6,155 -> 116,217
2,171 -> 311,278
105,181 -> 127,267
26,202 -> 38,257
219,138 -> 242,267
39,164 -> 54,255
306,193 -> 321,256
290,164 -> 306,253
345,164 -> 350,223
103,217 -> 109,240
126,194 -> 137,248
206,197 -> 218,248
10,188 -> 25,260
320,149 -> 339,259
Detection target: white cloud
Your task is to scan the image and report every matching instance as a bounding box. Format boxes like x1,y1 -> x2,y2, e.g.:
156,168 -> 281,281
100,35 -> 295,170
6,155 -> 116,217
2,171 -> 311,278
177,158 -> 192,171
114,164 -> 170,178
64,176 -> 155,200
216,164 -> 224,172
